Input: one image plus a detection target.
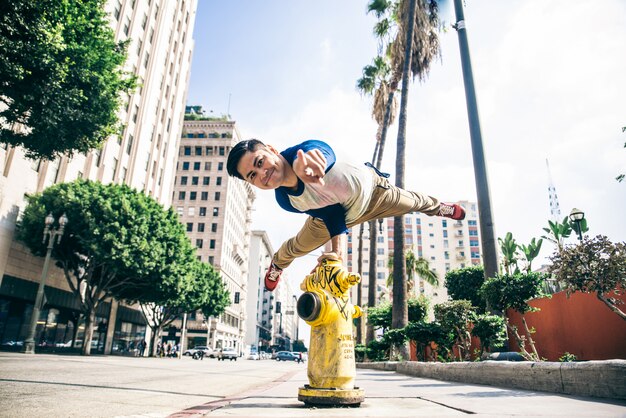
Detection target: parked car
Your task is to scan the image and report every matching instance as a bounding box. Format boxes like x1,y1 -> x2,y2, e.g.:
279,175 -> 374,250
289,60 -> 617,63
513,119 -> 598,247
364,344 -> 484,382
183,346 -> 213,358
217,348 -> 238,361
275,351 -> 299,362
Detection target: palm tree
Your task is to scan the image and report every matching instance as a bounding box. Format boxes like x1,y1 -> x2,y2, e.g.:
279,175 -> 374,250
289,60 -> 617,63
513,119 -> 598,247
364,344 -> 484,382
541,217 -> 573,254
498,232 -> 519,275
359,0 -> 402,345
390,0 -> 441,360
387,248 -> 438,296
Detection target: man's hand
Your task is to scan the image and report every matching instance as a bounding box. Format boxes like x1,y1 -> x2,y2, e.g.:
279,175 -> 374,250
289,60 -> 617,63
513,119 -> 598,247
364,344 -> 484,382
293,149 -> 327,185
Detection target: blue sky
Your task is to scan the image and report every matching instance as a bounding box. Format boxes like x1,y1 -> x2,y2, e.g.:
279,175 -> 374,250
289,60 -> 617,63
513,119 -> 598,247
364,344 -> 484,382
187,1 -> 626,302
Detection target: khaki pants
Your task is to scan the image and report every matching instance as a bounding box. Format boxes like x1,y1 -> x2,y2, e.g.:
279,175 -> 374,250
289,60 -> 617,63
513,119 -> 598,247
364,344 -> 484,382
273,173 -> 440,269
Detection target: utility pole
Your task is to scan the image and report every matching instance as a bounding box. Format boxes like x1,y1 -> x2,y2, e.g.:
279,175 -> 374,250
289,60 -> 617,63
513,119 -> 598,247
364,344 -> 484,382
452,0 -> 499,282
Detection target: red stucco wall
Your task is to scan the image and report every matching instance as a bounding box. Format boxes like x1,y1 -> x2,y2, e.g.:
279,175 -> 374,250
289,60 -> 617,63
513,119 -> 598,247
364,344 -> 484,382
507,291 -> 626,361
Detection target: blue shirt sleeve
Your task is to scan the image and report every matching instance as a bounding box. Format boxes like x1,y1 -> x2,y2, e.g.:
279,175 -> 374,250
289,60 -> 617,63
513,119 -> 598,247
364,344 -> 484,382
280,140 -> 336,172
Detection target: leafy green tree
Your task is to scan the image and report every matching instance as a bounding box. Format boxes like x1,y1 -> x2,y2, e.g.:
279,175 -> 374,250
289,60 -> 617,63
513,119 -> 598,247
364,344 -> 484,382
498,232 -> 520,275
549,236 -> 626,321
542,217 -> 573,253
292,340 -> 307,353
387,249 -> 438,295
17,180 -> 196,355
434,300 -> 475,361
136,260 -> 230,357
366,297 -> 428,331
519,238 -> 543,273
404,321 -> 450,361
471,314 -> 506,357
480,272 -> 546,361
0,0 -> 135,159
445,265 -> 487,313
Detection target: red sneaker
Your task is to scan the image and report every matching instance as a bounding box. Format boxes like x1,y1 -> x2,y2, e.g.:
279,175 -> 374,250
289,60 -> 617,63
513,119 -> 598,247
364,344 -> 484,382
438,203 -> 466,220
264,263 -> 283,291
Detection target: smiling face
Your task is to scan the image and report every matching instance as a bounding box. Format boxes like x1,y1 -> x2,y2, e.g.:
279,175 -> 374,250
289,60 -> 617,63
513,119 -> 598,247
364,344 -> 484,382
236,144 -> 295,190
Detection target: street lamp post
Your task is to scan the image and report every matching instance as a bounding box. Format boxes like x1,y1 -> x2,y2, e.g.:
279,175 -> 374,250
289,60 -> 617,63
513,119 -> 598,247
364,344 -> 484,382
569,208 -> 585,241
22,213 -> 68,354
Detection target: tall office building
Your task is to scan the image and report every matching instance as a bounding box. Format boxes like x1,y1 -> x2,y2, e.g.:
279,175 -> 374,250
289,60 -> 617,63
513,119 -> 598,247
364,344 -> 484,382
347,201 -> 481,308
245,231 -> 274,352
172,110 -> 255,353
0,0 -> 197,353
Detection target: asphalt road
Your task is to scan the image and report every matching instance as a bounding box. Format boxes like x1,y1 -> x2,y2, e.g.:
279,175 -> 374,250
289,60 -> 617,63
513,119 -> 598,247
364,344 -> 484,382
1,352 -> 625,418
0,351 -> 300,418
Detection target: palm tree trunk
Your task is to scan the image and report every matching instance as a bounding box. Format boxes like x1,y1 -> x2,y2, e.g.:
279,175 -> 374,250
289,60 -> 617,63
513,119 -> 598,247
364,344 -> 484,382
356,223 -> 365,344
391,0 -> 418,361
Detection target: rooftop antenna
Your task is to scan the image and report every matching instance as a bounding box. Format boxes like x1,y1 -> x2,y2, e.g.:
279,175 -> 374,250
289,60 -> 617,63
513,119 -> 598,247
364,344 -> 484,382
546,159 -> 561,222
227,93 -> 232,119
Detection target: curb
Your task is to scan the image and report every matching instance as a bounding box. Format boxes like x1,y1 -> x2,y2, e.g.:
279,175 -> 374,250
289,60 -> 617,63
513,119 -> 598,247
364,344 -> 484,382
357,360 -> 626,400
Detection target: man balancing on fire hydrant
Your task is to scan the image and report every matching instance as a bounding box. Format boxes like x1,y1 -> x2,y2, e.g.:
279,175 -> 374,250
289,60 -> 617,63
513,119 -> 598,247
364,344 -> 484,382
226,138 -> 466,290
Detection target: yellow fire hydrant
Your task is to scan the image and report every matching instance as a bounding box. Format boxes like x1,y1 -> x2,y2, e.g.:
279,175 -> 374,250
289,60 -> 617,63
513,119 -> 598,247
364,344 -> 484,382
296,259 -> 365,407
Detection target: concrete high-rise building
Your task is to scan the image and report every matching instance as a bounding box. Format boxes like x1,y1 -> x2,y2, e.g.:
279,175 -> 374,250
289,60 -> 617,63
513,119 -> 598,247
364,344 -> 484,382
347,201 -> 481,308
0,0 -> 197,354
245,231 -> 274,352
172,111 -> 255,353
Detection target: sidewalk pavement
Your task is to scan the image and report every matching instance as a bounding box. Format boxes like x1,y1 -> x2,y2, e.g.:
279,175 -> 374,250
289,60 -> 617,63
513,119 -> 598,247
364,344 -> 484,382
170,367 -> 626,418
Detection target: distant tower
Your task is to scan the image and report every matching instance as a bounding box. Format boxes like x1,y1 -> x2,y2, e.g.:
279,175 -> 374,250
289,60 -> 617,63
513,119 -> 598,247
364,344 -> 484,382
546,159 -> 561,221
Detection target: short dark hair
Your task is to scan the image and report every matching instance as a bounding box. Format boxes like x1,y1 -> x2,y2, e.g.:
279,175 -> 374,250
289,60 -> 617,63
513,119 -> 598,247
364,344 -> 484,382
226,139 -> 265,180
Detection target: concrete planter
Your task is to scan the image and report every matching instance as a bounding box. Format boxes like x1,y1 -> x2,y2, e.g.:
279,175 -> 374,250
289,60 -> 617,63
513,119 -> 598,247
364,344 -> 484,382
357,360 -> 626,400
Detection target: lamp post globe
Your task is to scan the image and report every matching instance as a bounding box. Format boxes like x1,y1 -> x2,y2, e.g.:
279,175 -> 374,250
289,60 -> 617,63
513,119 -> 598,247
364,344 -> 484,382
568,208 -> 585,241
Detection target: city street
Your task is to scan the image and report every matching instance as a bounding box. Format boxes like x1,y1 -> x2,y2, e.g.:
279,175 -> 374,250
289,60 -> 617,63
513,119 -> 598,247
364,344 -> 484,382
1,352 -> 625,417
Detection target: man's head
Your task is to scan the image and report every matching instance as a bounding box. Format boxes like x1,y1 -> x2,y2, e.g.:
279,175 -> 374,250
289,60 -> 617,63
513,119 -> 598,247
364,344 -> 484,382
227,139 -> 293,190
226,139 -> 265,180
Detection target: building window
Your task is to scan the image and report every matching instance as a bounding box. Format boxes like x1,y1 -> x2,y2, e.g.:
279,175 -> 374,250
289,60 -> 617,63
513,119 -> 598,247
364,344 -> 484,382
211,223 -> 217,232
193,162 -> 200,170
126,135 -> 133,154
206,147 -> 213,155
184,146 -> 191,155
198,223 -> 205,232
196,239 -> 203,248
204,162 -> 211,170
216,177 -> 222,186
208,256 -> 214,265
114,1 -> 121,20
199,207 -> 207,216
203,176 -> 210,185
192,176 -> 199,185
186,223 -> 193,232
213,208 -> 219,216
214,192 -> 220,201
176,206 -> 184,216
201,191 -> 208,200
123,17 -> 131,36
442,220 -> 447,227
189,191 -> 197,200
218,162 -> 224,171
180,176 -> 188,185
210,239 -> 216,249
219,147 -> 225,156
178,191 -> 186,200
195,146 -> 202,156
188,207 -> 195,216
182,162 -> 189,170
